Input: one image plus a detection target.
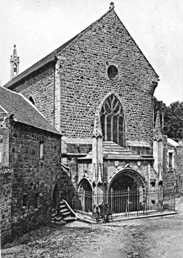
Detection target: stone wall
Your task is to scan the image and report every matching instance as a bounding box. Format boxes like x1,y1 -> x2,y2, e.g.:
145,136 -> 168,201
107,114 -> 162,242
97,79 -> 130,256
0,168 -> 13,245
0,127 -> 9,166
9,121 -> 61,238
13,65 -> 55,126
176,141 -> 183,193
162,140 -> 176,196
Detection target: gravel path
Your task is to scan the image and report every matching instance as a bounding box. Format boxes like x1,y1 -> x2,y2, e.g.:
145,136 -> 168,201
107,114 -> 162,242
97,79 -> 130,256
2,198 -> 183,258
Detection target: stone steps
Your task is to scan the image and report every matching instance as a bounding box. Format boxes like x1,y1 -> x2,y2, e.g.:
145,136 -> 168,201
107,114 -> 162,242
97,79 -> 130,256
51,200 -> 76,225
103,141 -> 133,154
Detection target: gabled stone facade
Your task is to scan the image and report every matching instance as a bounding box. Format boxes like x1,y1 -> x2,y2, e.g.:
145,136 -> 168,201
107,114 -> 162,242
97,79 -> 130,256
153,111 -> 180,196
3,5 -> 161,219
5,7 -> 158,147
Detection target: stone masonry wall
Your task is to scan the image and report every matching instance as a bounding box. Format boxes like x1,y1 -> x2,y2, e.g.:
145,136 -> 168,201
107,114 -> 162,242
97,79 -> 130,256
176,141 -> 183,193
163,140 -> 176,196
57,9 -> 158,148
0,127 -> 12,245
0,168 -> 13,245
8,9 -> 158,149
9,121 -> 61,238
13,65 -> 55,126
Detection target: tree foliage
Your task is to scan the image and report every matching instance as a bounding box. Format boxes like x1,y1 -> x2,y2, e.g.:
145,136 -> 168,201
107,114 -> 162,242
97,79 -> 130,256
153,97 -> 183,141
164,101 -> 183,140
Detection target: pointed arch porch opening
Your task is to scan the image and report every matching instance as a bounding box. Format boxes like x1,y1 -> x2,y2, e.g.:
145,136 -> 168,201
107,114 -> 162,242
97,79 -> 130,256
78,178 -> 92,212
108,169 -> 146,213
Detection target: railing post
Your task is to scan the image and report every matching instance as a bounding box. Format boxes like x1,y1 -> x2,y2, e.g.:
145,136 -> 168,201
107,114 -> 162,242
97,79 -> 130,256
83,190 -> 85,211
111,188 -> 113,213
137,188 -> 139,216
173,188 -> 176,211
127,187 -> 130,216
145,187 -> 148,215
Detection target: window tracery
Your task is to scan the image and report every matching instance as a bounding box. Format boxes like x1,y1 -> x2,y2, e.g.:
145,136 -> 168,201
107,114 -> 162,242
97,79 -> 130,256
100,94 -> 124,146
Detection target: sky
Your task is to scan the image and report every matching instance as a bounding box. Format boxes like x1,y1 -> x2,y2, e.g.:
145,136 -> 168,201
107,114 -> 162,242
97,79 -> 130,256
0,0 -> 183,105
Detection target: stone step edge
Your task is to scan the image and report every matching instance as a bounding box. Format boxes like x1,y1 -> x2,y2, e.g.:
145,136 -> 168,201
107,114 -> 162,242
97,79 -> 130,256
104,210 -> 177,224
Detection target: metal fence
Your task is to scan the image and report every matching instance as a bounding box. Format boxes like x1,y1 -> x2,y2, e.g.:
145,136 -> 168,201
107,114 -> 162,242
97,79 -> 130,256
75,189 -> 176,219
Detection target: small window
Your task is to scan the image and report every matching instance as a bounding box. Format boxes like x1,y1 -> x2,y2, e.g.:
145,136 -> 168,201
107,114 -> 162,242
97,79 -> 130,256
29,96 -> 35,105
107,65 -> 118,79
150,179 -> 156,187
168,152 -> 173,169
39,142 -> 44,160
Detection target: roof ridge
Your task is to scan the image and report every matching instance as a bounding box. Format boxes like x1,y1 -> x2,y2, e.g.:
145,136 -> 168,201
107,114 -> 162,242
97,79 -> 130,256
0,103 -> 8,114
1,85 -> 21,96
4,6 -> 159,90
0,86 -> 60,135
4,8 -> 114,89
1,86 -> 48,122
19,93 -> 47,120
114,11 -> 159,79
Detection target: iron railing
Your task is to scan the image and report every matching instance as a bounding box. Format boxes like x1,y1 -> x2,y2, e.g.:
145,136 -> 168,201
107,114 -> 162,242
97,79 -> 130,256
74,189 -> 176,219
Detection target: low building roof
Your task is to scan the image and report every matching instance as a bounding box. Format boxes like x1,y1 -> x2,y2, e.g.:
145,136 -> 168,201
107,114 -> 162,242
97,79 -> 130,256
167,138 -> 179,148
0,86 -> 60,135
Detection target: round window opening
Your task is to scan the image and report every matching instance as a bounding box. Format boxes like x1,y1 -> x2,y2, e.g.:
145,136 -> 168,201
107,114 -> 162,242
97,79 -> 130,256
107,65 -> 118,79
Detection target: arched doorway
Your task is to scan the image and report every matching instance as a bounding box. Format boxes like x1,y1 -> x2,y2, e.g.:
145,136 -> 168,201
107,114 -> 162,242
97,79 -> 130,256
108,169 -> 145,213
78,179 -> 92,212
52,182 -> 73,208
52,168 -> 76,208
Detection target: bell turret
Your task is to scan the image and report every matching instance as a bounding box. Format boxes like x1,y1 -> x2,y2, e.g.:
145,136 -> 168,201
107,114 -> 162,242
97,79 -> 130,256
10,44 -> 20,79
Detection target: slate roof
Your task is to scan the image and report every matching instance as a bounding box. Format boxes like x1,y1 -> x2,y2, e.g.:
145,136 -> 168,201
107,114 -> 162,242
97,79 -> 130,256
4,7 -> 159,90
0,86 -> 60,135
79,141 -> 153,161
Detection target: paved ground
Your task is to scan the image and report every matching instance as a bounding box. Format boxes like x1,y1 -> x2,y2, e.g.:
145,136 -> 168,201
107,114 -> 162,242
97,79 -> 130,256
2,197 -> 183,258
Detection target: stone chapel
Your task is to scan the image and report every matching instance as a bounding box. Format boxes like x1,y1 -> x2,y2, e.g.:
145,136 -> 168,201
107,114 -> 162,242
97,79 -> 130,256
4,3 -> 161,214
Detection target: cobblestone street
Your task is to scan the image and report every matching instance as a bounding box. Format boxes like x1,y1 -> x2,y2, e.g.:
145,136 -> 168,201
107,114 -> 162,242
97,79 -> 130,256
2,198 -> 183,258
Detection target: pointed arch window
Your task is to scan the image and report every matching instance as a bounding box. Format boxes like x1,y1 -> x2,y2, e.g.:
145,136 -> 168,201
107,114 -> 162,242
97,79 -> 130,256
100,94 -> 124,146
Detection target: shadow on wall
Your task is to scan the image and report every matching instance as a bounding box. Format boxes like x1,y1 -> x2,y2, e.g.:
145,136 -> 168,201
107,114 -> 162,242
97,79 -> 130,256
52,168 -> 82,210
10,168 -> 81,244
3,167 -> 81,246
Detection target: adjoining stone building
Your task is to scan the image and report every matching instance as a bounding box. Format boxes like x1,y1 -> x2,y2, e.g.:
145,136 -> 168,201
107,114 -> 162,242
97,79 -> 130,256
0,86 -> 70,244
4,4 -> 161,215
177,140 -> 183,193
153,108 -> 183,198
153,111 -> 177,196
